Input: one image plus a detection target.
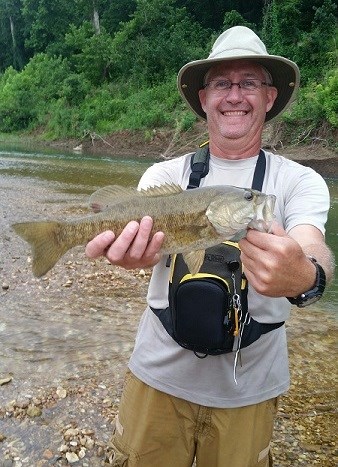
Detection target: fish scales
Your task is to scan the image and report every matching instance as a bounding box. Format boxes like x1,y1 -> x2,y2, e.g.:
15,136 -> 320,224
12,183 -> 276,277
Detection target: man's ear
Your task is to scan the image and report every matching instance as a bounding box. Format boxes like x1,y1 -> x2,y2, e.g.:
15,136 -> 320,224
266,86 -> 278,113
199,88 -> 207,113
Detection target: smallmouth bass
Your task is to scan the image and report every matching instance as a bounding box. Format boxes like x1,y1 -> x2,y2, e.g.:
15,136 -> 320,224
12,183 -> 276,277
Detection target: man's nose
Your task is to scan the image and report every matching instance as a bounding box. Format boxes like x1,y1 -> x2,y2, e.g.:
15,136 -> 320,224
224,84 -> 244,102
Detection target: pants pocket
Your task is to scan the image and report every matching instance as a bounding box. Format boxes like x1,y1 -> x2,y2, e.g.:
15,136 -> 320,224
105,437 -> 129,466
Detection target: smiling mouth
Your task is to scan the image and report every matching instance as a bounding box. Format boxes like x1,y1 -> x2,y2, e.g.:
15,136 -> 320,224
222,110 -> 248,116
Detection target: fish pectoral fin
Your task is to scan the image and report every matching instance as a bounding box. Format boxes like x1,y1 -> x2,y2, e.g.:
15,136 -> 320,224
182,250 -> 205,275
89,185 -> 137,212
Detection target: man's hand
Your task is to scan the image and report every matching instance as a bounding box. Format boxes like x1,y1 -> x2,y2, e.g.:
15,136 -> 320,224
85,216 -> 165,270
239,223 -> 319,298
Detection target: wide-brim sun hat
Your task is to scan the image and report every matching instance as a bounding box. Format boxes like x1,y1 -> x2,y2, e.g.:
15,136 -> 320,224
177,26 -> 300,122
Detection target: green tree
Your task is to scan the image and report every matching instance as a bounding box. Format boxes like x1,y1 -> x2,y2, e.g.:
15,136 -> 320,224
110,0 -> 208,85
261,0 -> 284,55
176,0 -> 264,30
0,0 -> 26,71
0,54 -> 70,131
295,0 -> 337,81
222,10 -> 255,31
64,22 -> 114,85
99,0 -> 137,35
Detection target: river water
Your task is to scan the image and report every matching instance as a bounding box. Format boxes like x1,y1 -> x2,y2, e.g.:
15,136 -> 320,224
0,145 -> 337,395
0,145 -> 336,465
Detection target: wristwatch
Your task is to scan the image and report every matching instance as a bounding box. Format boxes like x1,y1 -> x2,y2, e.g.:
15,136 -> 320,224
287,256 -> 326,308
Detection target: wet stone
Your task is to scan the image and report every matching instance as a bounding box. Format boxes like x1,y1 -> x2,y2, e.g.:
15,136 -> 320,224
26,405 -> 42,417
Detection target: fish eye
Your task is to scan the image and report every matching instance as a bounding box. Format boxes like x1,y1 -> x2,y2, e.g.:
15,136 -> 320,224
244,191 -> 254,201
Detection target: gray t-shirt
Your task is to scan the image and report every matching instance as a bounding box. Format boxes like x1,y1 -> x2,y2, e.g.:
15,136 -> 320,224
128,151 -> 329,408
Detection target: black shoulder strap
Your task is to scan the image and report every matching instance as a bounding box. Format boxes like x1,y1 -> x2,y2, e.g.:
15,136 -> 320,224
188,144 -> 266,191
251,149 -> 266,191
187,142 -> 210,189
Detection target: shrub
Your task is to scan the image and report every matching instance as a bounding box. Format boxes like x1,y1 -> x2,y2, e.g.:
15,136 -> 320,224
282,68 -> 338,146
0,54 -> 70,132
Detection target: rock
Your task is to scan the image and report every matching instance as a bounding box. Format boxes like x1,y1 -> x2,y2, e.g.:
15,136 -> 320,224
56,387 -> 67,399
64,428 -> 79,439
62,279 -> 73,287
78,448 -> 86,459
300,443 -> 322,452
27,405 -> 42,417
0,375 -> 12,386
65,452 -> 79,463
85,438 -> 95,449
43,449 -> 54,459
1,282 -> 9,290
2,460 -> 14,467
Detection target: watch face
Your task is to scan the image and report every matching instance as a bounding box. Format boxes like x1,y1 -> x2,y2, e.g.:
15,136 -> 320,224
297,293 -> 322,308
287,260 -> 326,308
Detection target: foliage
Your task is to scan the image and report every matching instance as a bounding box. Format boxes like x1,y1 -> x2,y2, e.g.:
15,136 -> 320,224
284,69 -> 338,126
63,23 -> 114,86
109,0 -> 209,85
282,68 -> 338,146
222,10 -> 255,31
0,54 -> 69,131
261,0 -> 284,56
0,0 -> 336,143
0,0 -> 26,70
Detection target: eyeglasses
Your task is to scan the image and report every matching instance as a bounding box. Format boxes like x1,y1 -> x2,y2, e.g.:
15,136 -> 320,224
202,78 -> 272,93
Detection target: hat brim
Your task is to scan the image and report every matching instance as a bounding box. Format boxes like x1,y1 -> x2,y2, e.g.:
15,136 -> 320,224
177,55 -> 300,122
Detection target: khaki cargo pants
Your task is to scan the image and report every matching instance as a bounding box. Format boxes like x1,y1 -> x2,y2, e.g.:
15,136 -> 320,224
107,370 -> 277,467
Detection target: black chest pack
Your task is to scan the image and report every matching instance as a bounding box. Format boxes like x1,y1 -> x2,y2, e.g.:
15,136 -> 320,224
151,143 -> 284,357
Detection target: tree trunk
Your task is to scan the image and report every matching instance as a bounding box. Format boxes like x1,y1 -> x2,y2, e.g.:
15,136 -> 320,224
92,1 -> 100,34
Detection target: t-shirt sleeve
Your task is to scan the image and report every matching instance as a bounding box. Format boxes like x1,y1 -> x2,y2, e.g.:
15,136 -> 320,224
281,165 -> 330,235
137,154 -> 192,190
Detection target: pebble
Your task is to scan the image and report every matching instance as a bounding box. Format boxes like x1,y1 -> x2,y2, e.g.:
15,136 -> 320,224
66,451 -> 79,463
2,461 -> 14,467
26,405 -> 42,417
56,387 -> 67,399
42,449 -> 54,459
64,428 -> 79,439
0,376 -> 12,386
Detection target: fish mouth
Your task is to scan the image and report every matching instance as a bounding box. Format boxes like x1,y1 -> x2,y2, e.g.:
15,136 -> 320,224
248,194 -> 276,232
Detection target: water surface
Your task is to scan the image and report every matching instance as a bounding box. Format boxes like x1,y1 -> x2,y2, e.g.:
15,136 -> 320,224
0,146 -> 337,400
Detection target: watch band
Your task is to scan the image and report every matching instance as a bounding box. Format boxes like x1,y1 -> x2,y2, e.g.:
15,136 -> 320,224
287,257 -> 326,308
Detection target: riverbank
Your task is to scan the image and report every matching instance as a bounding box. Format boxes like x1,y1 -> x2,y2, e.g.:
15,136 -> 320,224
1,123 -> 337,178
0,147 -> 337,466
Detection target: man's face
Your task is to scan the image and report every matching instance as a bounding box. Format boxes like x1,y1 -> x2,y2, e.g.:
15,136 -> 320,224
198,60 -> 277,151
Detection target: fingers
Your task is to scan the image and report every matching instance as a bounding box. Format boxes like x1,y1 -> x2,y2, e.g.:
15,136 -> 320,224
141,230 -> 165,266
85,230 -> 115,258
85,217 -> 165,269
106,216 -> 164,268
106,220 -> 142,263
269,221 -> 288,237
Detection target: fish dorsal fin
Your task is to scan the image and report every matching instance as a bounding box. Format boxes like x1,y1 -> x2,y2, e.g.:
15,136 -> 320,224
139,183 -> 183,197
89,183 -> 183,213
89,185 -> 137,212
182,250 -> 205,275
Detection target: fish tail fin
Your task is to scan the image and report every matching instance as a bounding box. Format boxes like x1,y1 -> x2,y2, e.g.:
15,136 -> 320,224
12,221 -> 69,277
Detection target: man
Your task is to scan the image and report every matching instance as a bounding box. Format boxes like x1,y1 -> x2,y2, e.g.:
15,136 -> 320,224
86,27 -> 334,466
